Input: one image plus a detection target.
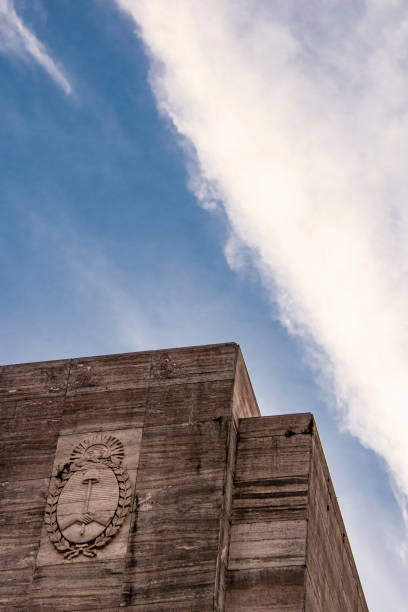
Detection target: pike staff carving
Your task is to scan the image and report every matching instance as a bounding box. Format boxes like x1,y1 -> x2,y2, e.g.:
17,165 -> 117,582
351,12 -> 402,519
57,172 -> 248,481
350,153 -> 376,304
45,434 -> 132,559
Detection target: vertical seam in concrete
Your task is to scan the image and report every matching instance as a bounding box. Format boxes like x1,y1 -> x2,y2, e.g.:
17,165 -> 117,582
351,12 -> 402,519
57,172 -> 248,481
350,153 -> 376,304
303,422 -> 314,612
62,358 -> 73,406
119,351 -> 154,608
213,345 -> 239,611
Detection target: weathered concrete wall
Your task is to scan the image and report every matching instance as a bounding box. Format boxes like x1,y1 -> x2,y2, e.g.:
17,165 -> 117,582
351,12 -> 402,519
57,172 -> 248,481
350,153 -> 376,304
225,414 -> 312,611
225,414 -> 368,611
305,430 -> 368,611
0,344 -> 367,610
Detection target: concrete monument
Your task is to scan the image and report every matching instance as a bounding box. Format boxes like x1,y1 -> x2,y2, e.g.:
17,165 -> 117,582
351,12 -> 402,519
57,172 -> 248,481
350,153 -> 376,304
0,343 -> 368,610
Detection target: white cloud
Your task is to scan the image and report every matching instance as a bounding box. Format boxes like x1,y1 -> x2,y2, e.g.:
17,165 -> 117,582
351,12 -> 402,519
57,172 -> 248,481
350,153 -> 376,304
0,0 -> 71,94
115,0 -> 408,526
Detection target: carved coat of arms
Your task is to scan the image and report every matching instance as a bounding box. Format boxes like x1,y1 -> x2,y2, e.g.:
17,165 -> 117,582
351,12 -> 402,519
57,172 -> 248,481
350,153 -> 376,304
45,434 -> 131,559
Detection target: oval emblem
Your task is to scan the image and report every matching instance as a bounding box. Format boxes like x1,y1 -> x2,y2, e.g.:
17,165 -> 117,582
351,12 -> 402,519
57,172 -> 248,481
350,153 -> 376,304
45,434 -> 131,559
57,465 -> 119,543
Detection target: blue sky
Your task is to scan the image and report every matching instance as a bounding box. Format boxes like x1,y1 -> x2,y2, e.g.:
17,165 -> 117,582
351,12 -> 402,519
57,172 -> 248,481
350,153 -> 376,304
1,1 -> 408,608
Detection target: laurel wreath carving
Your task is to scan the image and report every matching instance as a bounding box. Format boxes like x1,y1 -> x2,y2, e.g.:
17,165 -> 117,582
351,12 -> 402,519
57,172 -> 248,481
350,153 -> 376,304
45,458 -> 132,560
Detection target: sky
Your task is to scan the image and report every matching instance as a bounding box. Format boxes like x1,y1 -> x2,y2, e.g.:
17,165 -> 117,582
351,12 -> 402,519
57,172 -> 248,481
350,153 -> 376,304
1,0 -> 408,608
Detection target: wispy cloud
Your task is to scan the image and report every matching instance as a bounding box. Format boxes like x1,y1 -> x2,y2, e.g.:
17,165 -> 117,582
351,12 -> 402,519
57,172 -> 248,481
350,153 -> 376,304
116,0 -> 408,524
0,0 -> 71,94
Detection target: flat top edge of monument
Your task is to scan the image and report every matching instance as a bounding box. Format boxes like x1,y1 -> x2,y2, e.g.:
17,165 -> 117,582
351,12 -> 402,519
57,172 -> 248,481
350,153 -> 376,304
238,412 -> 314,435
0,341 -> 240,368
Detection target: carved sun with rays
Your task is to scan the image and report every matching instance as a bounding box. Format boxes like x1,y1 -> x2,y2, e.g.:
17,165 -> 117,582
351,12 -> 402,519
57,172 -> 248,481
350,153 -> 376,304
70,433 -> 124,464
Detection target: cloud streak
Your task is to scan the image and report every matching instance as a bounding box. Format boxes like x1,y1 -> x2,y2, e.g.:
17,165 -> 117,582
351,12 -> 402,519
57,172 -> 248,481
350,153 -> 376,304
0,0 -> 71,94
116,1 -> 408,519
